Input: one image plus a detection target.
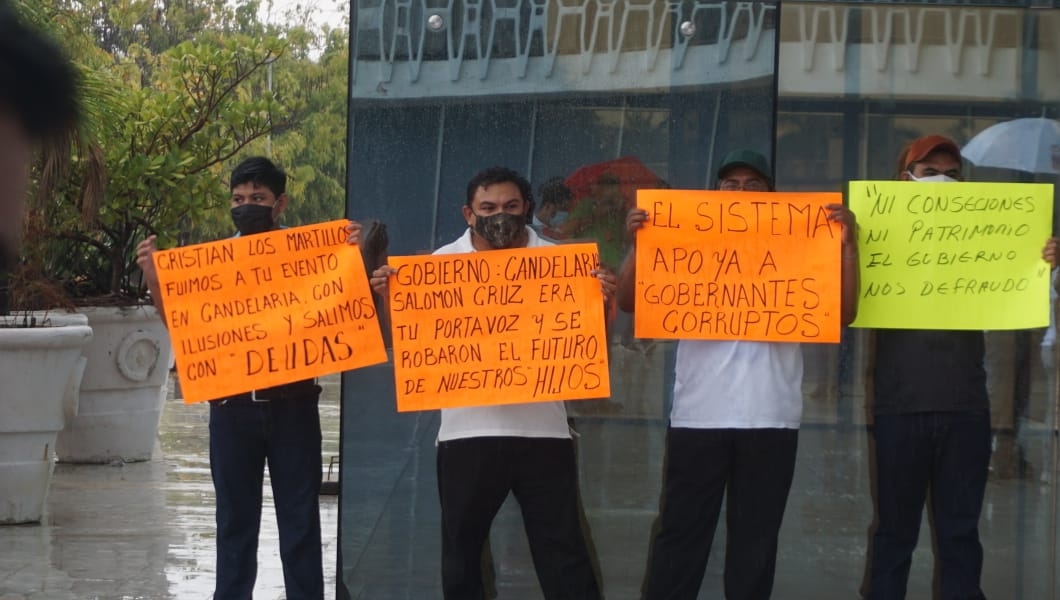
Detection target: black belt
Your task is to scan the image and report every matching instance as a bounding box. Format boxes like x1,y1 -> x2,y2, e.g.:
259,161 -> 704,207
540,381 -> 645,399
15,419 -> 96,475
212,380 -> 321,404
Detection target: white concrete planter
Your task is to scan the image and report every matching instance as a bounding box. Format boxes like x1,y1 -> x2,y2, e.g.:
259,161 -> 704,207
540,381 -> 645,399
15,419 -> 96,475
0,312 -> 92,524
56,305 -> 173,464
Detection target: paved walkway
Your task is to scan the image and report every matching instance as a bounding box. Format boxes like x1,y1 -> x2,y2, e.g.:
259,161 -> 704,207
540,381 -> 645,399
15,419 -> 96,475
0,374 -> 342,600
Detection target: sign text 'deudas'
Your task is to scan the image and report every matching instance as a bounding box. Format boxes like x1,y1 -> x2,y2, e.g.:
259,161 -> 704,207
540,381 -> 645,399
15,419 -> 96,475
153,220 -> 387,402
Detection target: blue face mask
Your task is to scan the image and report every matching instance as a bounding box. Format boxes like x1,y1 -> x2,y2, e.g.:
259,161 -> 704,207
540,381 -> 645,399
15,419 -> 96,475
552,211 -> 570,227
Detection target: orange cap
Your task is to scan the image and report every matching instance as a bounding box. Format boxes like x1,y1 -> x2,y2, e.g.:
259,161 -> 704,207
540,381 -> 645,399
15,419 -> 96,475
901,135 -> 962,171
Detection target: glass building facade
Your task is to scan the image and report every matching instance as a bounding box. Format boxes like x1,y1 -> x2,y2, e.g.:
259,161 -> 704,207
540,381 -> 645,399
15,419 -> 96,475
340,1 -> 1060,597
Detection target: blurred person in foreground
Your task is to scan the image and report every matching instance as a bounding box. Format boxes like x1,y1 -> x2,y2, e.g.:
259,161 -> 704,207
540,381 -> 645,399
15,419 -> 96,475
0,0 -> 80,309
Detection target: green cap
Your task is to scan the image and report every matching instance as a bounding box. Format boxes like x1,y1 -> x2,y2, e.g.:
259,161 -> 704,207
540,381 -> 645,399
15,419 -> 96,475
716,149 -> 773,190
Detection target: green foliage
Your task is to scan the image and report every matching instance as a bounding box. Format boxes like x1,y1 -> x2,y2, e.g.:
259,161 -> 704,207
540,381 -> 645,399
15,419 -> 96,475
190,21 -> 350,243
16,0 -> 351,305
75,0 -> 253,55
46,34 -> 287,300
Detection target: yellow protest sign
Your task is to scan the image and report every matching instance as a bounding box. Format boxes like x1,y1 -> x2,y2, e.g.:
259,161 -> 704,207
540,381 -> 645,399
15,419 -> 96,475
387,243 -> 610,412
848,181 -> 1053,330
634,189 -> 844,343
152,220 -> 388,403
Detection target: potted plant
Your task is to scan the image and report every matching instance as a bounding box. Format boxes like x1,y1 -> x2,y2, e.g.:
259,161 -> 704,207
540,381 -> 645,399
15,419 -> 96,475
16,2 -> 292,464
0,312 -> 92,523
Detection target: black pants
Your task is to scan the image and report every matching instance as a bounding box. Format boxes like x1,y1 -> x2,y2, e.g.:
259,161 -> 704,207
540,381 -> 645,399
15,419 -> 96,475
643,427 -> 799,600
436,436 -> 601,600
209,395 -> 323,600
867,411 -> 991,600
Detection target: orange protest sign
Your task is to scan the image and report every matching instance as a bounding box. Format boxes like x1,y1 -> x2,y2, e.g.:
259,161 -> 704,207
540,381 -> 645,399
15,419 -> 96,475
388,243 -> 610,412
152,220 -> 387,403
634,190 -> 843,343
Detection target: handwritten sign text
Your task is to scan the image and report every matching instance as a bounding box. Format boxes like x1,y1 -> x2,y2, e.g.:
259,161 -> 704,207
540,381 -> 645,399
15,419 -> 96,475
634,189 -> 843,343
153,220 -> 388,402
849,181 -> 1053,329
388,243 -> 610,412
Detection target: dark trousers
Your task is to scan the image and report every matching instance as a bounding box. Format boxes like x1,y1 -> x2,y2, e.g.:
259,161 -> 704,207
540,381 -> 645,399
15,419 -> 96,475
209,397 -> 323,600
643,427 -> 799,600
436,436 -> 601,600
867,411 -> 991,600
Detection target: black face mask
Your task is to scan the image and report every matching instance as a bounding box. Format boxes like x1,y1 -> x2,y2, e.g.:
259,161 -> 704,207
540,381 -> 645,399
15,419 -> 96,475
231,204 -> 274,236
473,212 -> 524,249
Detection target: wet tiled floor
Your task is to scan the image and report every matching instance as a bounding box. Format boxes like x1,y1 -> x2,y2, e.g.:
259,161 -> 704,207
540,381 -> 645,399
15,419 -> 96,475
338,415 -> 1060,599
4,345 -> 1060,599
338,344 -> 1060,599
0,375 -> 342,600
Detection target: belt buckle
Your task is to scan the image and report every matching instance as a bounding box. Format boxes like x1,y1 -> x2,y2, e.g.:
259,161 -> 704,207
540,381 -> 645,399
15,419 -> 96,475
251,390 -> 269,403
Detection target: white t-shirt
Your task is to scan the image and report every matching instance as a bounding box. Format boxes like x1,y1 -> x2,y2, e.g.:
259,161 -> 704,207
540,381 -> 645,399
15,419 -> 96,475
435,227 -> 572,442
671,340 -> 803,429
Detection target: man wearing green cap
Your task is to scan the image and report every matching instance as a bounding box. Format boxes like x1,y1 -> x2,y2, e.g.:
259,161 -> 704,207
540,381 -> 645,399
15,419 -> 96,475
618,149 -> 859,599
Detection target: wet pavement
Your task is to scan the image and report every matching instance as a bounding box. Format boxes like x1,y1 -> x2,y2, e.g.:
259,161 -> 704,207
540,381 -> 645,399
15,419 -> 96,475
6,348 -> 1060,599
337,345 -> 1060,599
0,374 -> 342,600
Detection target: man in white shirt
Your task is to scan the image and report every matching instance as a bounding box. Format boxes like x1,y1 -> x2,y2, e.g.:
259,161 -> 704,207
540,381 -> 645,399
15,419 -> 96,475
370,166 -> 614,600
617,150 -> 859,600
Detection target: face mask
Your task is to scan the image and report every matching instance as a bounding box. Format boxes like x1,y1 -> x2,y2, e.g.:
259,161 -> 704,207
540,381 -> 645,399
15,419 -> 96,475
552,211 -> 570,227
231,204 -> 274,236
473,212 -> 524,249
909,173 -> 958,183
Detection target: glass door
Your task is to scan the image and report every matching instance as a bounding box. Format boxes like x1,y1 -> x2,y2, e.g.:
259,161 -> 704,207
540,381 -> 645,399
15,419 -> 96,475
341,1 -> 779,597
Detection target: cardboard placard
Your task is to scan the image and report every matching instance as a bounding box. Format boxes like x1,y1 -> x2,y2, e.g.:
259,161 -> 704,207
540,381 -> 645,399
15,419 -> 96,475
848,181 -> 1054,330
634,189 -> 844,343
153,220 -> 387,402
388,243 -> 610,412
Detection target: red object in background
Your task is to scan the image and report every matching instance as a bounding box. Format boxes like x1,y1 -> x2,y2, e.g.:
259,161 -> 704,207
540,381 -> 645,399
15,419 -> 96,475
563,156 -> 663,210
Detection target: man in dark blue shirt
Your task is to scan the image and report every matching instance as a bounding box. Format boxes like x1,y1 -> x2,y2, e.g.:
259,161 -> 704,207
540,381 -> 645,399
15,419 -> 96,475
137,157 -> 360,599
866,135 -> 990,600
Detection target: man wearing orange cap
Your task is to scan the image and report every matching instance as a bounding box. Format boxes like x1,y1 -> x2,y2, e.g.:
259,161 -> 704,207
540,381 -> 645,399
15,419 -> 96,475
866,135 -> 988,599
